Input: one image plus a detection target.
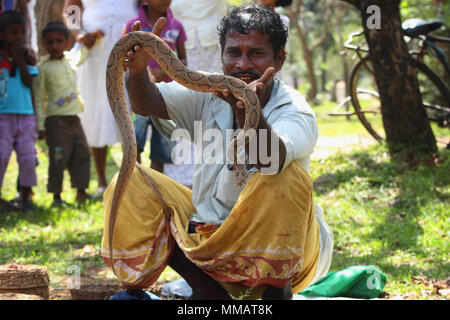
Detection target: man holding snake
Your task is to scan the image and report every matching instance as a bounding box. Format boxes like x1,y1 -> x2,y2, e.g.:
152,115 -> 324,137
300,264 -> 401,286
103,4 -> 333,300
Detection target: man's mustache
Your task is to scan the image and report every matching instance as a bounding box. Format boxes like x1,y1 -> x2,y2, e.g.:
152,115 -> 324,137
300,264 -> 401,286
231,71 -> 260,79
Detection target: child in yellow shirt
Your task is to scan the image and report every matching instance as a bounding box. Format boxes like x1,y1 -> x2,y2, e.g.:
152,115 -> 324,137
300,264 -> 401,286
33,21 -> 92,206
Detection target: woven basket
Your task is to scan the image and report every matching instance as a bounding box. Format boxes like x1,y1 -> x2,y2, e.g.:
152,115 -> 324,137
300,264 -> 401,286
0,265 -> 49,300
70,279 -> 122,300
0,293 -> 43,300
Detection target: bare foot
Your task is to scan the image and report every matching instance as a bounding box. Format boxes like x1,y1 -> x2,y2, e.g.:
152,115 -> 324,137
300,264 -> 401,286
262,282 -> 293,300
189,281 -> 232,300
0,198 -> 20,212
76,190 -> 92,202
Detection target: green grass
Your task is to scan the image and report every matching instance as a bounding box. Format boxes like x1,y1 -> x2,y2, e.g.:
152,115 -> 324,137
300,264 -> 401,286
315,100 -> 449,140
0,140 -> 178,289
0,103 -> 448,299
311,144 -> 449,299
316,100 -> 449,141
314,100 -> 374,137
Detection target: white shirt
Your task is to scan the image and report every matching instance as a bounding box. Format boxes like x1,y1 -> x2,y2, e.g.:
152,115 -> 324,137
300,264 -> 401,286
153,79 -> 318,225
170,0 -> 228,50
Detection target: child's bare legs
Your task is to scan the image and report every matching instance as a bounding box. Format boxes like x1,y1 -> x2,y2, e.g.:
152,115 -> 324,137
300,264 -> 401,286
19,186 -> 33,209
52,190 -> 91,205
91,146 -> 108,190
52,193 -> 62,204
76,189 -> 91,202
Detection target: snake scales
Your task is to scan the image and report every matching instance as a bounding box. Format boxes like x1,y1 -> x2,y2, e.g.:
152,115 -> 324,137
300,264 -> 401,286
105,31 -> 261,274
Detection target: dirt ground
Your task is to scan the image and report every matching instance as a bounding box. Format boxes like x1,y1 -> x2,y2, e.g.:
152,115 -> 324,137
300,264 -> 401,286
312,134 -> 377,159
49,266 -> 167,300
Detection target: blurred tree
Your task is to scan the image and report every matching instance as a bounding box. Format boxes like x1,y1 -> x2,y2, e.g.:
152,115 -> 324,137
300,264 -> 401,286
341,0 -> 437,157
287,0 -> 348,102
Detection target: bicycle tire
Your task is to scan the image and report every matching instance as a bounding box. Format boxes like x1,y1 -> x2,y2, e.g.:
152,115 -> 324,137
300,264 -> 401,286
349,55 -> 450,142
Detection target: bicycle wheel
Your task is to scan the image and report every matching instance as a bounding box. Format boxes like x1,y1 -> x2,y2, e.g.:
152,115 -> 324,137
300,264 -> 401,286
349,56 -> 384,141
414,59 -> 450,128
349,55 -> 450,142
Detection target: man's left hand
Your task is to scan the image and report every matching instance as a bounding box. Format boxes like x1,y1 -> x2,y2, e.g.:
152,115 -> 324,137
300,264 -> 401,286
214,67 -> 275,128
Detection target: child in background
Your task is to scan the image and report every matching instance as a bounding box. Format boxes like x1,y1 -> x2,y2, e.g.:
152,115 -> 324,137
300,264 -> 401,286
0,10 -> 38,211
33,21 -> 92,206
123,0 -> 187,173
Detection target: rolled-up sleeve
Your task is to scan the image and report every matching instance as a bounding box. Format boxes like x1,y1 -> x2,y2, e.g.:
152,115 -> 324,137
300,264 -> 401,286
271,109 -> 318,172
155,81 -> 207,137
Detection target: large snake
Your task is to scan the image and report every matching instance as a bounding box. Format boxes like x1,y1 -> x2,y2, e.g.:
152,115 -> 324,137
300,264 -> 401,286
105,31 -> 261,275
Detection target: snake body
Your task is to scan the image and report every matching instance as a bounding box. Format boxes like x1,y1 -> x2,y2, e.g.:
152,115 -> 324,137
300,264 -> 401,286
106,31 -> 261,274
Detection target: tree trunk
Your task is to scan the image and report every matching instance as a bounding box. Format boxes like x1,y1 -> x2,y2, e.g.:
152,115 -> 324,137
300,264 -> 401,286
296,27 -> 318,101
336,22 -> 350,97
344,0 -> 437,155
287,2 -> 318,102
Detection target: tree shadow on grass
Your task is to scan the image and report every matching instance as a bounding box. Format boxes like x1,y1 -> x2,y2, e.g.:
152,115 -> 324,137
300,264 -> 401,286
313,150 -> 397,195
314,148 -> 449,281
331,247 -> 448,283
0,228 -> 103,266
0,200 -> 103,230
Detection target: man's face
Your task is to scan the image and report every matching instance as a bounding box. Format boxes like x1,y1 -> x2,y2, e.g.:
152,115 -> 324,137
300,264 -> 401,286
221,29 -> 284,85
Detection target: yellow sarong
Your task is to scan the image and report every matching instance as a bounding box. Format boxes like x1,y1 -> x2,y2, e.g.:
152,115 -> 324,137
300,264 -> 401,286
101,161 -> 320,299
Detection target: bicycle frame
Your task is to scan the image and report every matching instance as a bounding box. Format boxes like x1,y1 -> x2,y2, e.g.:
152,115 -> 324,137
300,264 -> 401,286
345,29 -> 449,84
344,31 -> 368,60
340,26 -> 450,139
410,34 -> 450,75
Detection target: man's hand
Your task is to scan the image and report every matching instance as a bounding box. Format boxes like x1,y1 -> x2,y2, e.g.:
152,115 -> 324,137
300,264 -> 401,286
214,67 -> 275,128
123,18 -> 166,75
123,17 -> 170,120
149,67 -> 168,83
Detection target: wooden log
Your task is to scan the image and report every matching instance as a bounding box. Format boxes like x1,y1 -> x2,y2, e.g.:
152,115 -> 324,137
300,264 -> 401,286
0,292 -> 43,300
0,264 -> 50,300
70,278 -> 122,300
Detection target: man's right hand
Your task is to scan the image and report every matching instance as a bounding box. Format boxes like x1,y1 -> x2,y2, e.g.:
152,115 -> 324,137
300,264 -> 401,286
123,18 -> 167,75
123,18 -> 170,120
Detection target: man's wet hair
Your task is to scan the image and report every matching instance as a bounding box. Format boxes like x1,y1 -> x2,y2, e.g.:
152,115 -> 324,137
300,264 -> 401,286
42,21 -> 70,40
218,4 -> 288,57
0,10 -> 26,33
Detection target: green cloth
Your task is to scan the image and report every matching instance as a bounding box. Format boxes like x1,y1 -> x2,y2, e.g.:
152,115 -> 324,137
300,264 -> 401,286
299,265 -> 387,299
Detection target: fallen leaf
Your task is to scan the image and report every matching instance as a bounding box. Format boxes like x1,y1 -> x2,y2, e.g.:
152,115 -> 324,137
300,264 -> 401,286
83,245 -> 95,255
412,275 -> 429,284
433,278 -> 450,290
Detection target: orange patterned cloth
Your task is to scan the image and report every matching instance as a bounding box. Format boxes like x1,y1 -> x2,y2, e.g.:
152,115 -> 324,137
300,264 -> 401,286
101,161 -> 320,299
